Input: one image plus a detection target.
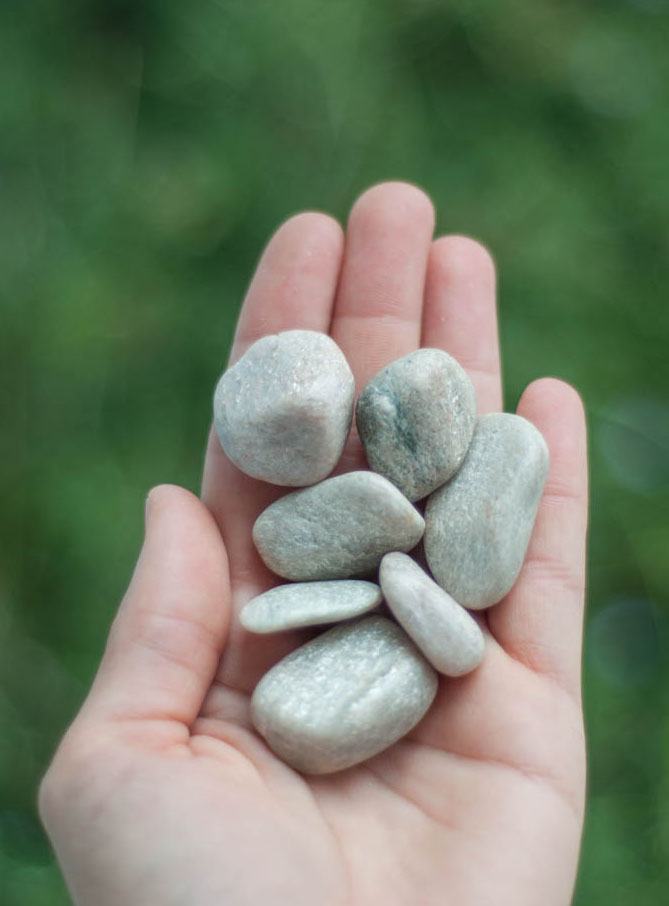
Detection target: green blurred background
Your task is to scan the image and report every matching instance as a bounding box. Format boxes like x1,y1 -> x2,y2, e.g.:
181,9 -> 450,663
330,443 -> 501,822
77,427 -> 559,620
2,0 -> 668,902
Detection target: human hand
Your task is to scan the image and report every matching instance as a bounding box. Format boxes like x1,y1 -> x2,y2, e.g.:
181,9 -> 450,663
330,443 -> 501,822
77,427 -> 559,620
40,182 -> 588,906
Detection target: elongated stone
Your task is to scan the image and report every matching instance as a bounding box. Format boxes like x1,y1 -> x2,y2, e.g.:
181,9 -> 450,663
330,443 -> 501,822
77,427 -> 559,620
213,330 -> 354,486
424,413 -> 549,609
251,616 -> 438,774
379,553 -> 484,676
355,348 -> 477,501
253,471 -> 425,581
240,580 -> 382,633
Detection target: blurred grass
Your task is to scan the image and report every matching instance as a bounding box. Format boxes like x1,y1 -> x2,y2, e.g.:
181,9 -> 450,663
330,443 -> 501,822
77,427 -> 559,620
1,1 -> 668,903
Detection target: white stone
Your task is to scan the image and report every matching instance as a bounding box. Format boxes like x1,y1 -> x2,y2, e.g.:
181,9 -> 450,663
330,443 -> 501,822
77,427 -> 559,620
424,413 -> 549,609
239,580 -> 382,633
251,616 -> 438,774
355,348 -> 477,500
253,471 -> 425,581
379,553 -> 484,676
213,330 -> 354,486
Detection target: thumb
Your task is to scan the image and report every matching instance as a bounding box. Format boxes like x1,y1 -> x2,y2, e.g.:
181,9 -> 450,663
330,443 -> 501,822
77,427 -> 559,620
84,484 -> 231,727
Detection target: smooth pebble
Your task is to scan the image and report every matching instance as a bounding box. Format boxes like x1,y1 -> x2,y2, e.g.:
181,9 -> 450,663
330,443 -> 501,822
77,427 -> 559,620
424,412 -> 549,609
356,348 -> 477,500
379,552 -> 484,676
251,616 -> 438,774
213,330 -> 354,486
253,471 -> 425,581
240,580 -> 382,633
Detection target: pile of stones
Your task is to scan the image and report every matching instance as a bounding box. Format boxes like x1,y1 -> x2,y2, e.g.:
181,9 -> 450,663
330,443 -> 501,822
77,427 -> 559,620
213,330 -> 549,774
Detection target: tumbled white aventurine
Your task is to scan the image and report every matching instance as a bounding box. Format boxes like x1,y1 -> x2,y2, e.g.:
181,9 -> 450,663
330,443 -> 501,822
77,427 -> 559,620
379,552 -> 484,676
424,412 -> 549,609
251,616 -> 438,773
253,471 -> 425,581
212,331 -> 553,775
356,348 -> 477,501
213,330 -> 354,486
240,580 -> 382,633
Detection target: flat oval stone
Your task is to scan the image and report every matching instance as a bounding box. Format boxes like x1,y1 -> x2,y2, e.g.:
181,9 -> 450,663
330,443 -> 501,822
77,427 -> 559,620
424,413 -> 549,609
251,616 -> 438,773
239,580 -> 382,633
355,348 -> 477,501
253,471 -> 425,581
213,330 -> 354,486
379,552 -> 484,676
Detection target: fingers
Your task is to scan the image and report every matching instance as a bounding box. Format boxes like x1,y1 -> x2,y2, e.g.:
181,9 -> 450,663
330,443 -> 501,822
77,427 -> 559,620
229,211 -> 344,364
83,485 -> 231,726
487,379 -> 589,700
422,236 -> 502,414
329,182 -> 435,389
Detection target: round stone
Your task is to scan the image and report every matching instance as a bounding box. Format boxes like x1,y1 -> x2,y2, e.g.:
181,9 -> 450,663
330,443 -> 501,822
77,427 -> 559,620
239,580 -> 382,634
253,471 -> 425,581
213,330 -> 354,487
424,412 -> 549,609
379,552 -> 485,676
355,348 -> 477,501
251,616 -> 438,774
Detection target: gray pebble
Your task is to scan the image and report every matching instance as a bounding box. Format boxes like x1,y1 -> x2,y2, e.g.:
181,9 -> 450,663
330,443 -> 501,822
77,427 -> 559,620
239,580 -> 382,634
355,348 -> 477,501
251,616 -> 438,774
379,553 -> 485,676
424,412 -> 549,609
213,330 -> 354,486
253,471 -> 425,581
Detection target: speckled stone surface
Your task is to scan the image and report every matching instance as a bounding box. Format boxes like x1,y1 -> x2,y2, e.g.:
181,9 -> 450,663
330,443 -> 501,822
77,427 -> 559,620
355,348 -> 477,501
424,412 -> 549,609
379,552 -> 484,676
213,330 -> 354,486
253,471 -> 425,581
240,580 -> 382,633
251,615 -> 438,774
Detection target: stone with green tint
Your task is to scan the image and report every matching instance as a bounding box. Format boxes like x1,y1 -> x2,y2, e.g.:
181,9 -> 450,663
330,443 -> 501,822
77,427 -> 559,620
213,330 -> 354,487
253,471 -> 425,581
240,580 -> 382,633
355,348 -> 477,501
380,552 -> 484,676
424,413 -> 549,609
251,616 -> 438,774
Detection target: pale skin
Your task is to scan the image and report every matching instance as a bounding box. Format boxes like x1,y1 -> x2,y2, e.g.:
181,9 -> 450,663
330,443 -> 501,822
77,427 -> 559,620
39,182 -> 589,906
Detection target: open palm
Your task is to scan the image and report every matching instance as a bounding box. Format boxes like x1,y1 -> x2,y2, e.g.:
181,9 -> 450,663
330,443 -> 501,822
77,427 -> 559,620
41,183 -> 588,906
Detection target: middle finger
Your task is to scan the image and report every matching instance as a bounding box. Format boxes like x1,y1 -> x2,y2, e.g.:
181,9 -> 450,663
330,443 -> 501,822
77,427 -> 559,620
329,181 -> 435,390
